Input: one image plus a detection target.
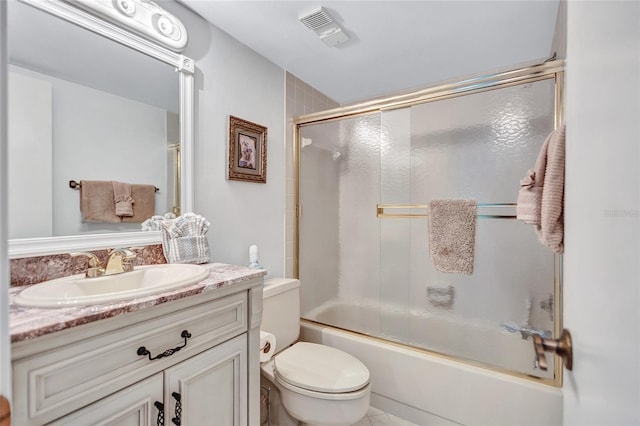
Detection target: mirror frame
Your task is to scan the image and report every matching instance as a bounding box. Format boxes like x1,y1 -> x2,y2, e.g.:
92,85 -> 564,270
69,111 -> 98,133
8,0 -> 195,258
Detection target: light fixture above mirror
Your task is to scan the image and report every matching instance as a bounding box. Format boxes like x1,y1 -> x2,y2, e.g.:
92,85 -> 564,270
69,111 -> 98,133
71,0 -> 189,52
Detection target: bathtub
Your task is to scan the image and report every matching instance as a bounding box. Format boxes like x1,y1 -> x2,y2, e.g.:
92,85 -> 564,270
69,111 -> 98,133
300,302 -> 563,426
305,300 -> 555,380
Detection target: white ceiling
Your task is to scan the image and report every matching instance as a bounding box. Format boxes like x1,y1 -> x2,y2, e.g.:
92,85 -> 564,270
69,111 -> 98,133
179,0 -> 560,105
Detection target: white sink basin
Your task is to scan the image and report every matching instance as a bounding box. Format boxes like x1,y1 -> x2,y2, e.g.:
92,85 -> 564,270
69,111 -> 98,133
14,264 -> 210,308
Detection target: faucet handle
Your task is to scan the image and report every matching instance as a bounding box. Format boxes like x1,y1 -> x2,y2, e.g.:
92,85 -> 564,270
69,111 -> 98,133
121,249 -> 137,273
70,252 -> 104,278
105,248 -> 137,274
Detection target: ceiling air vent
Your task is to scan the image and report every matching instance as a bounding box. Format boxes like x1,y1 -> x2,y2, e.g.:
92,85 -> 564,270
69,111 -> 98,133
300,8 -> 334,31
299,7 -> 350,47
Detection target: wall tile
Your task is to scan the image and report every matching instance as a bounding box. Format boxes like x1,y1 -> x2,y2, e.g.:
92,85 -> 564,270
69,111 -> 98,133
284,72 -> 340,278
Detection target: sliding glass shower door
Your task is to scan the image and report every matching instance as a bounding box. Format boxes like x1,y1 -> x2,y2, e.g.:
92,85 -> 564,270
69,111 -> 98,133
298,76 -> 560,381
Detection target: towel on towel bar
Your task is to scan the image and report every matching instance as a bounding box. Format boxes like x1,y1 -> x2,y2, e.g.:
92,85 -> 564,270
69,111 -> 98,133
80,180 -> 122,223
80,181 -> 156,223
428,199 -> 477,275
112,181 -> 134,217
121,184 -> 156,223
516,125 -> 565,254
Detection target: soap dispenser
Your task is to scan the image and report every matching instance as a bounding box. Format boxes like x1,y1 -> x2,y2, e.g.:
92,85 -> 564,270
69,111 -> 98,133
249,245 -> 263,269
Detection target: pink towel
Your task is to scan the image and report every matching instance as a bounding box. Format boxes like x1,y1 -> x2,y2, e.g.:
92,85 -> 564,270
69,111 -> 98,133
79,180 -> 121,223
112,181 -> 134,217
121,184 -> 156,223
516,125 -> 565,253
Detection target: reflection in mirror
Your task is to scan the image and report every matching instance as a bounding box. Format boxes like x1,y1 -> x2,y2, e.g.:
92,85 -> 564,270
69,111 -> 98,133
7,0 -> 180,240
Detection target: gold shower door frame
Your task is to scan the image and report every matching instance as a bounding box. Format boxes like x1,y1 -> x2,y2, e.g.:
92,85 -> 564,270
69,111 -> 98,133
293,59 -> 565,386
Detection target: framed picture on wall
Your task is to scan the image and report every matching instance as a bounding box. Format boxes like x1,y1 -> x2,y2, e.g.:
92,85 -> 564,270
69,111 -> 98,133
228,115 -> 267,183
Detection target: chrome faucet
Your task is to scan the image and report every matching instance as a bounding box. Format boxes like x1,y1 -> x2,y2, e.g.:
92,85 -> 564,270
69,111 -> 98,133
104,248 -> 137,275
71,248 -> 137,278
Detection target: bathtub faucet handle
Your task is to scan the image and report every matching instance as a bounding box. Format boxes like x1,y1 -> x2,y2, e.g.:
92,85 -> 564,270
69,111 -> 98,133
532,329 -> 573,371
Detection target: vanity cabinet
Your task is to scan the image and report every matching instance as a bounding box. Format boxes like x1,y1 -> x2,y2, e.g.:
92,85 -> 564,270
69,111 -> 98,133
50,335 -> 246,426
11,278 -> 263,426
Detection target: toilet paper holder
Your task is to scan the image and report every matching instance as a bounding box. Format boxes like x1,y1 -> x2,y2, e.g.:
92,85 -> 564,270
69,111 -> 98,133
259,331 -> 276,363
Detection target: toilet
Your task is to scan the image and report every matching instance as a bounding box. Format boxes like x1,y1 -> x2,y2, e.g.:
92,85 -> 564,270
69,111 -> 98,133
261,278 -> 371,426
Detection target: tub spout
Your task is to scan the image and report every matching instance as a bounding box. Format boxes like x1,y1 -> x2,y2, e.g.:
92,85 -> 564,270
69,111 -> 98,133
520,325 -> 552,340
500,322 -> 552,340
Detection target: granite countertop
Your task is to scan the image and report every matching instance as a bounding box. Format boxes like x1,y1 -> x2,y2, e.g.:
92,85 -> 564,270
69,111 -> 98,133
9,263 -> 266,344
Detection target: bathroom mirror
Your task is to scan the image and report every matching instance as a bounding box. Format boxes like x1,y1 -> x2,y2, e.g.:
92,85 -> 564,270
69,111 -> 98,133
7,0 -> 195,258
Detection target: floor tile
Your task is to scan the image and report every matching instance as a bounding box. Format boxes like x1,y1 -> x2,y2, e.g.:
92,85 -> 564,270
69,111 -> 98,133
352,416 -> 373,426
366,406 -> 386,417
352,408 -> 418,426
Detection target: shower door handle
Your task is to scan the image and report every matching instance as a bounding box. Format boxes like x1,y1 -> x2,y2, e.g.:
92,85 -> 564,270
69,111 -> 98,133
532,329 -> 572,371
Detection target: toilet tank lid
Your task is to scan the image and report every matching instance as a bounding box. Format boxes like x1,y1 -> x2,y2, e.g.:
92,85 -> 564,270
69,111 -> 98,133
263,278 -> 300,298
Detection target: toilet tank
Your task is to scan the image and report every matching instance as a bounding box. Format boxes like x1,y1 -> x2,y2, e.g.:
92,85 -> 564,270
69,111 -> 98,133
262,278 -> 300,353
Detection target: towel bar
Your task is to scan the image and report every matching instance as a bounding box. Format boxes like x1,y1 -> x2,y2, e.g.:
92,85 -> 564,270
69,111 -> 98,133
69,180 -> 159,193
376,203 -> 516,219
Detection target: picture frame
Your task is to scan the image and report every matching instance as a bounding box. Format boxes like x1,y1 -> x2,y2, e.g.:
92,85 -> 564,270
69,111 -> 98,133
228,115 -> 267,183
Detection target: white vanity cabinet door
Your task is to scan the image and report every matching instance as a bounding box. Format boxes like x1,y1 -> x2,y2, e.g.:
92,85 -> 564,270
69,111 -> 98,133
49,373 -> 164,426
164,334 -> 248,426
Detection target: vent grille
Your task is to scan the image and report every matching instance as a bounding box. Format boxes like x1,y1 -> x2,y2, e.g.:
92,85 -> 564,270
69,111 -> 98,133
300,8 -> 334,31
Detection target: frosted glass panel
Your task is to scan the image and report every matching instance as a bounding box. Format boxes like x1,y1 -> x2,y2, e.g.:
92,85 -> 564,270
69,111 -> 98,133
409,80 -> 555,201
299,78 -> 559,380
299,115 -> 382,336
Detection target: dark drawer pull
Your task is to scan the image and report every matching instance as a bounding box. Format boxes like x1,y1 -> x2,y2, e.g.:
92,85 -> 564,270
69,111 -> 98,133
137,330 -> 192,361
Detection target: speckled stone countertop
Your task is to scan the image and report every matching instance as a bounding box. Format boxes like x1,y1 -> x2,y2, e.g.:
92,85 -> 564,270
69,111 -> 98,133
9,263 -> 266,344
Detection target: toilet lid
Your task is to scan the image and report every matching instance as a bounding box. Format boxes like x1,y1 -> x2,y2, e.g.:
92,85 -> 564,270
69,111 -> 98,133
274,342 -> 370,393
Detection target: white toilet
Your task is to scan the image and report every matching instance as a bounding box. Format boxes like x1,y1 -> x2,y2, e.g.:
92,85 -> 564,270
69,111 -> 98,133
261,278 -> 371,426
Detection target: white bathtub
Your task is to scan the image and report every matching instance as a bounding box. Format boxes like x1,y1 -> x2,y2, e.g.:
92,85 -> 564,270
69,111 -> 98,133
300,303 -> 563,426
305,300 -> 554,380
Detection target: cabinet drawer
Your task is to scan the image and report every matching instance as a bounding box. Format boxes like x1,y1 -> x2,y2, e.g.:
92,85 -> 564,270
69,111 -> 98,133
49,373 -> 164,426
13,292 -> 247,425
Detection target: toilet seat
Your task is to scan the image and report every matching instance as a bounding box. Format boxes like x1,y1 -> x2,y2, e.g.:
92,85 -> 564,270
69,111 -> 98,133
274,342 -> 370,395
276,373 -> 371,401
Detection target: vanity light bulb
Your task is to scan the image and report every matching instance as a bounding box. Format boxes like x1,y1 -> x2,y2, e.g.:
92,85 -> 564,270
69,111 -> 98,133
157,15 -> 175,36
115,0 -> 136,16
